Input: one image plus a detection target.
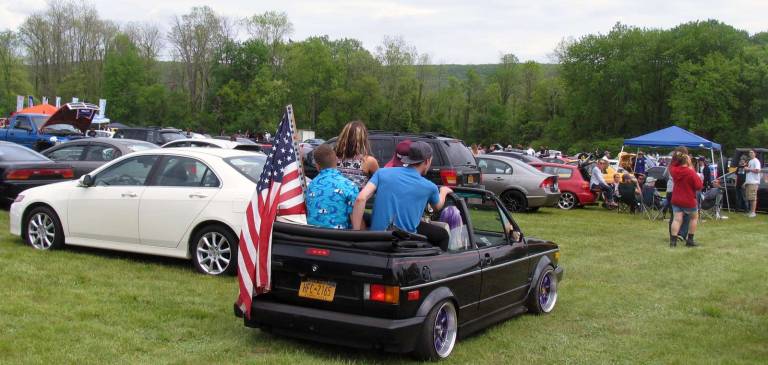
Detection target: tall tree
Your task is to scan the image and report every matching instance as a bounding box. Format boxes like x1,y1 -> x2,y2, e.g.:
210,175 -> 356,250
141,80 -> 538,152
103,34 -> 146,124
168,6 -> 231,113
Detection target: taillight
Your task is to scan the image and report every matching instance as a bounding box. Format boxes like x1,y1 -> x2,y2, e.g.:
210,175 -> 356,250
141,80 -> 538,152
364,284 -> 399,304
540,177 -> 554,189
305,247 -> 329,256
5,168 -> 74,180
581,181 -> 590,191
440,169 -> 458,186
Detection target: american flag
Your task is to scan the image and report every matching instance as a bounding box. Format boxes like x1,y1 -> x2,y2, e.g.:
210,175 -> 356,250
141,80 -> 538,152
237,106 -> 307,318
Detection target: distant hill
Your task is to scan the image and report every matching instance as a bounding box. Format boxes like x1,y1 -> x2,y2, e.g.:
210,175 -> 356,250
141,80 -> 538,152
427,63 -> 560,81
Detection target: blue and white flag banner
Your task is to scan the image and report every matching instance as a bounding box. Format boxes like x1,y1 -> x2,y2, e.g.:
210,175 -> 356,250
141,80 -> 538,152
28,96 -> 34,107
99,99 -> 107,117
55,97 -> 61,108
72,97 -> 79,103
16,96 -> 23,111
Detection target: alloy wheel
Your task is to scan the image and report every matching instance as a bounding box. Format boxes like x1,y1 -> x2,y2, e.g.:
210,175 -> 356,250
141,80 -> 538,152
558,192 -> 576,210
503,193 -> 524,212
27,212 -> 56,250
433,302 -> 457,358
538,271 -> 558,313
196,231 -> 232,275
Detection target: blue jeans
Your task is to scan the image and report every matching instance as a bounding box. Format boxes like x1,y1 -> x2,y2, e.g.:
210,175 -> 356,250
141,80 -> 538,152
591,183 -> 614,203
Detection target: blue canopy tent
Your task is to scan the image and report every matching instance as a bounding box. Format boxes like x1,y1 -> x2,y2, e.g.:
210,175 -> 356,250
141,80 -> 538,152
623,126 -> 721,150
622,126 -> 729,212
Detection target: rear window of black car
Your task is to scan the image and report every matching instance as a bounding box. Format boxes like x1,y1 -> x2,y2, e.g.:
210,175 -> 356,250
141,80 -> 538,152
0,145 -> 49,161
443,140 -> 476,167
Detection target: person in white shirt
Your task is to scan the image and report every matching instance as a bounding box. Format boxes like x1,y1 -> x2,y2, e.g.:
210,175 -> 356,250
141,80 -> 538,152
744,150 -> 762,217
526,145 -> 535,156
590,159 -> 616,207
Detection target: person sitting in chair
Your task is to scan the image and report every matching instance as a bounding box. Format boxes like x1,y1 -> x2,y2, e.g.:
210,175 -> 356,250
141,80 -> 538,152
590,159 -> 617,207
642,177 -> 663,210
618,173 -> 641,214
352,141 -> 453,246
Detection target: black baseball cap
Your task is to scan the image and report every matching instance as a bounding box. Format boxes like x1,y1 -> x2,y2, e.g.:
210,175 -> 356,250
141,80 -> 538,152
401,141 -> 433,165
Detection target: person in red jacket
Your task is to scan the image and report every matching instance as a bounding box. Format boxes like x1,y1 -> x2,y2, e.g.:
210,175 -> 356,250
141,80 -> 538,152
669,147 -> 703,247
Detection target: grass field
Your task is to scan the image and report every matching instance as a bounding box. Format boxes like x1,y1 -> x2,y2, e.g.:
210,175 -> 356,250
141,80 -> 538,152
1,207 -> 766,364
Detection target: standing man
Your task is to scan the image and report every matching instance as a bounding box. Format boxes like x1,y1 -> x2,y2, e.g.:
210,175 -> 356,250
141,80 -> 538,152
735,157 -> 748,211
744,149 -> 761,218
634,151 -> 647,176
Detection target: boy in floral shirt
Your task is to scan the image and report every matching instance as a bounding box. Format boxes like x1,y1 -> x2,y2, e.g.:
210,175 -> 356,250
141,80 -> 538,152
306,144 -> 359,229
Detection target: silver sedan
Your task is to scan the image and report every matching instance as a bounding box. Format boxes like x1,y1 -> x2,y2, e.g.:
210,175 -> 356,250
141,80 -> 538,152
477,154 -> 561,212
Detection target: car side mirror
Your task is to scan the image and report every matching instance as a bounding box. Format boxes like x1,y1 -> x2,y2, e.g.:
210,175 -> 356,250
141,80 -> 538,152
80,174 -> 94,187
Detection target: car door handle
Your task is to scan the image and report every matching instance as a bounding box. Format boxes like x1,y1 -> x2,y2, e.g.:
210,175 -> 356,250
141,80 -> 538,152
121,192 -> 138,198
494,177 -> 504,181
189,193 -> 208,198
483,253 -> 493,267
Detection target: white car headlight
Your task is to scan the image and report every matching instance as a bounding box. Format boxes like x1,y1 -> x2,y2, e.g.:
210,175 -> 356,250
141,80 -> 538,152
13,194 -> 24,203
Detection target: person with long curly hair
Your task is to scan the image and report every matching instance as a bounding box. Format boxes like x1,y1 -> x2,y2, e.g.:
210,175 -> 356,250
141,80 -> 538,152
669,146 -> 703,247
334,121 -> 379,189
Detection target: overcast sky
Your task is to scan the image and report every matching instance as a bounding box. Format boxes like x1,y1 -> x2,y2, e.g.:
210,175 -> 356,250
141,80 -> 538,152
2,0 -> 766,64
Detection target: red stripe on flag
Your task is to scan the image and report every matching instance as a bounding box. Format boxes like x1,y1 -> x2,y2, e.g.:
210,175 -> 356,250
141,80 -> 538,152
277,205 -> 307,216
279,186 -> 304,202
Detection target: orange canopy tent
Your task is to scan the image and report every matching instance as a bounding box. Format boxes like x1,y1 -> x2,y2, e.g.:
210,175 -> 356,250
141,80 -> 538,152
12,104 -> 58,115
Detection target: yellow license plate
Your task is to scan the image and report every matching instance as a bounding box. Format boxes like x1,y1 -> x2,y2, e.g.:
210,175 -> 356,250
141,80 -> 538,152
298,280 -> 336,302
468,175 -> 475,184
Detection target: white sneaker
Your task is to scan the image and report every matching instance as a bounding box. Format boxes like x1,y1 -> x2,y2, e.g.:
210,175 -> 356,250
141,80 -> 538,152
747,212 -> 757,218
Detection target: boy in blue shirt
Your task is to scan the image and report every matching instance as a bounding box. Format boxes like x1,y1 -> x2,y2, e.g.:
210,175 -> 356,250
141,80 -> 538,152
306,144 -> 359,229
352,141 -> 452,234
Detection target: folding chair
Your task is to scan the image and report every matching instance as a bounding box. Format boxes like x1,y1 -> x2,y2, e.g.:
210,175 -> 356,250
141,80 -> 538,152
640,185 -> 663,220
616,184 -> 640,214
699,188 -> 724,221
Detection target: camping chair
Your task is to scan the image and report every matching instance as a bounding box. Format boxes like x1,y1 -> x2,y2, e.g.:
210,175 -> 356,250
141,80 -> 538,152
616,183 -> 640,214
699,188 -> 724,221
640,185 -> 663,220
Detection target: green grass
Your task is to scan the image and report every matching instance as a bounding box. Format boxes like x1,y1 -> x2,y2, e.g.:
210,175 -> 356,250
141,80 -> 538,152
1,208 -> 766,364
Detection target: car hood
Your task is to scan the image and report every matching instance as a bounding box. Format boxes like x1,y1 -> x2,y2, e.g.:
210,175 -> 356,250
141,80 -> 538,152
40,102 -> 100,133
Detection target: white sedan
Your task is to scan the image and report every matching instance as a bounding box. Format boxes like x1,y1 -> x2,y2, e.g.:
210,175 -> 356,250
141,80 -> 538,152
10,148 -> 266,275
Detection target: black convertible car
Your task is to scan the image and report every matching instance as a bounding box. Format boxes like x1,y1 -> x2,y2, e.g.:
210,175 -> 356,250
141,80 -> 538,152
236,188 -> 563,360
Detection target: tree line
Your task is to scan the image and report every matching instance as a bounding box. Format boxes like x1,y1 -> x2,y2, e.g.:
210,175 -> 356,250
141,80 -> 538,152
1,0 -> 767,152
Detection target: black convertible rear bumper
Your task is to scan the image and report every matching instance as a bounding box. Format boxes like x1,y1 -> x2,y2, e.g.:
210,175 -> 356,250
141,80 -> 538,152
240,300 -> 425,353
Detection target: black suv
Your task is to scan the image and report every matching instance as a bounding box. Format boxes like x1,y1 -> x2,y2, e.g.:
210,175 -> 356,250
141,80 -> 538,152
304,131 -> 481,187
113,128 -> 186,145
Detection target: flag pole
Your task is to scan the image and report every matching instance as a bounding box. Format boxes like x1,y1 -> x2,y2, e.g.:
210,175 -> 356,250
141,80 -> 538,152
286,104 -> 307,191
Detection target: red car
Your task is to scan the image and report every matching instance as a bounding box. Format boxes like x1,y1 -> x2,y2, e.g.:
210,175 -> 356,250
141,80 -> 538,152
530,162 -> 597,209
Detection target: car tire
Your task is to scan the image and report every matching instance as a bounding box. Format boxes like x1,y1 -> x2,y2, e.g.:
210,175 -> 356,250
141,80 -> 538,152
413,299 -> 458,361
191,224 -> 238,276
557,192 -> 578,210
501,190 -> 527,213
527,266 -> 558,314
23,206 -> 65,250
